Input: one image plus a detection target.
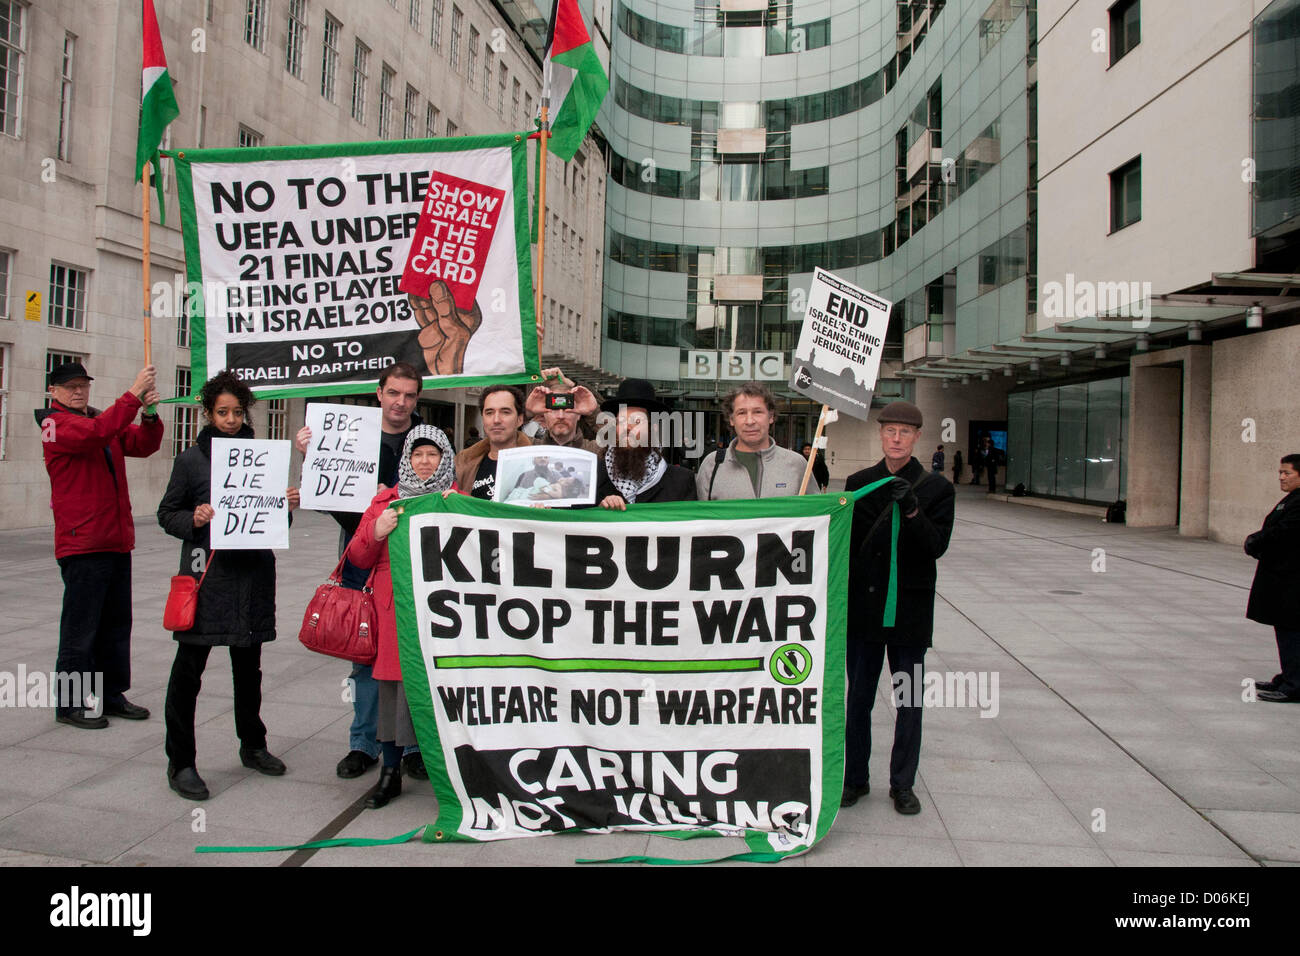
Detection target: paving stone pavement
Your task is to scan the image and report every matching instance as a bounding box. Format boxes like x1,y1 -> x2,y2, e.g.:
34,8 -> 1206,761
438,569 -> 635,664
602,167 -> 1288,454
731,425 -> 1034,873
0,484 -> 1294,867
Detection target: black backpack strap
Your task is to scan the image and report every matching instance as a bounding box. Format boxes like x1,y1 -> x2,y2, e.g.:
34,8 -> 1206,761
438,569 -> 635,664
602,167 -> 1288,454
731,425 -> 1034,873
706,446 -> 726,501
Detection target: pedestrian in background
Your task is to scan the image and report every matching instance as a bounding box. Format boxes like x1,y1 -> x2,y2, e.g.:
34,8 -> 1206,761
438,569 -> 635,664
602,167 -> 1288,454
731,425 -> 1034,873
1247,453 -> 1300,703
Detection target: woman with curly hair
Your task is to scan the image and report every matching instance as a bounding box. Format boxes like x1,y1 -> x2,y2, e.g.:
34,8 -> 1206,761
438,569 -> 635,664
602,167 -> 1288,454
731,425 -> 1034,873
345,424 -> 457,808
156,370 -> 299,800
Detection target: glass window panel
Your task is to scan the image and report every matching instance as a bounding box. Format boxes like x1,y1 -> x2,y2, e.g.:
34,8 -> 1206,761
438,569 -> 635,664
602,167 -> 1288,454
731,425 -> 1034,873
1030,388 -> 1058,496
1006,391 -> 1032,489
1085,377 -> 1122,501
1056,384 -> 1088,500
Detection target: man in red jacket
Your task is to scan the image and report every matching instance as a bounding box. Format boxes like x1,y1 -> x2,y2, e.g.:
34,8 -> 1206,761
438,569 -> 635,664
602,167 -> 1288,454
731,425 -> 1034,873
35,361 -> 163,729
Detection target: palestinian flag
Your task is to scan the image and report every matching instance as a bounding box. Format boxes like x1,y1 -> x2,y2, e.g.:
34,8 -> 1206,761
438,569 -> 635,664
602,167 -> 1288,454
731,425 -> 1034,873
541,0 -> 608,162
135,0 -> 180,214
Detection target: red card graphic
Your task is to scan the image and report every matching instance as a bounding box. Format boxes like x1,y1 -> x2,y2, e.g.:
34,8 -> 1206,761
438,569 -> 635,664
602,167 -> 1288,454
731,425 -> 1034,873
400,171 -> 507,311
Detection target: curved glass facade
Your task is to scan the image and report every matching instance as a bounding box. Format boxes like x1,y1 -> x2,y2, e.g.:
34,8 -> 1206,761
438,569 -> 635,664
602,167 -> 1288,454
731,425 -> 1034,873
600,0 -> 1038,437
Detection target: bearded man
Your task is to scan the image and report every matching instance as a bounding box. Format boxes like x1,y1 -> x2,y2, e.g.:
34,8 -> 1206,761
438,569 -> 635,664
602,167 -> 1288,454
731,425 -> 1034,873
594,380 -> 696,508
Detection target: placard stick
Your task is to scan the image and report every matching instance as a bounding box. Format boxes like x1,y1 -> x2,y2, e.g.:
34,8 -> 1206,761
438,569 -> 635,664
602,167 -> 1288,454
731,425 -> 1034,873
799,404 -> 829,495
534,103 -> 551,352
141,161 -> 153,368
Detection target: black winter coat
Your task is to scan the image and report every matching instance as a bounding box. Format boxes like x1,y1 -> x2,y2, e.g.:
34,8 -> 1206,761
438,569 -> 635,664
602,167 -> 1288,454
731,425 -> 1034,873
157,424 -> 282,647
596,458 -> 698,504
1246,489 -> 1300,627
844,457 -> 955,647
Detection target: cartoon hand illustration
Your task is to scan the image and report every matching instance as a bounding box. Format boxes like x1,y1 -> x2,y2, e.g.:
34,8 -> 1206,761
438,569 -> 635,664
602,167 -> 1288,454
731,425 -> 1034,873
410,280 -> 483,376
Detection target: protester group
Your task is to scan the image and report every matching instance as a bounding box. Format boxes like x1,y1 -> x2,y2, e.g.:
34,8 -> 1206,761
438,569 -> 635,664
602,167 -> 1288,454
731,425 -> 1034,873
38,356 -> 1300,817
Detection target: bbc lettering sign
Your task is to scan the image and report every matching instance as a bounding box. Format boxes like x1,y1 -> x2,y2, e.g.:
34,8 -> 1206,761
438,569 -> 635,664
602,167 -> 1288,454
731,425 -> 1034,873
686,351 -> 785,381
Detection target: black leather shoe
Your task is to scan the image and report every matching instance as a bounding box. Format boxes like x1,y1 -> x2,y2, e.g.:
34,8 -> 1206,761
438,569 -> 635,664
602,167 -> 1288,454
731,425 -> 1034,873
168,764 -> 210,801
239,748 -> 287,775
840,783 -> 870,807
56,708 -> 109,730
1255,679 -> 1279,692
889,787 -> 922,815
1257,689 -> 1300,703
104,699 -> 150,720
402,752 -> 429,780
336,750 -> 379,779
365,766 -> 402,809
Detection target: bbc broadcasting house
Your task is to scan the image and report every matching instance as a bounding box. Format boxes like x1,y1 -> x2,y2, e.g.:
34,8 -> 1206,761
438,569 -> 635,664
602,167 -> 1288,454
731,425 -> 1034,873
1,0 -> 1297,547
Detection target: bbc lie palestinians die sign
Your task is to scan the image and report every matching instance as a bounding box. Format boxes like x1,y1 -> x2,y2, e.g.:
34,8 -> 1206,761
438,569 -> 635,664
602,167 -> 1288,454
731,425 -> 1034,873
210,438 -> 291,550
386,492 -> 856,862
299,403 -> 382,513
168,136 -> 539,400
789,267 -> 892,422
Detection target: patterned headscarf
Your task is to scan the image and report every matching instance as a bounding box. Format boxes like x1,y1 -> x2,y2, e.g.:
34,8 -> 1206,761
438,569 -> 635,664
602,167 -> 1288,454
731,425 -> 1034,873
397,425 -> 456,498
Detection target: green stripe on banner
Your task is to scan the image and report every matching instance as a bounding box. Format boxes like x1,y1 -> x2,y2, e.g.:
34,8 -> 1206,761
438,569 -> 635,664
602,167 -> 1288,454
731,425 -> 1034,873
848,475 -> 903,628
433,655 -> 763,673
578,850 -> 789,865
195,826 -> 425,854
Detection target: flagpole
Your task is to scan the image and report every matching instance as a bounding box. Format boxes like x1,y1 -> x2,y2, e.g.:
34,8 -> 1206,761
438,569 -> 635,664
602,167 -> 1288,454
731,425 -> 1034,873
534,100 -> 551,354
141,161 -> 153,368
798,404 -> 829,494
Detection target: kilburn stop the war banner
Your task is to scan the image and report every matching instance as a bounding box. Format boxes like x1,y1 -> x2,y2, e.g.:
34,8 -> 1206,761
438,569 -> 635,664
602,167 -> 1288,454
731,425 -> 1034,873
168,135 -> 540,399
386,493 -> 854,861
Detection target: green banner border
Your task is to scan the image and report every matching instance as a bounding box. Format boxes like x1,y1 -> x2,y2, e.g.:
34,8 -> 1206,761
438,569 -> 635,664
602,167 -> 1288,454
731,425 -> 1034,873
163,134 -> 541,404
386,490 -> 857,858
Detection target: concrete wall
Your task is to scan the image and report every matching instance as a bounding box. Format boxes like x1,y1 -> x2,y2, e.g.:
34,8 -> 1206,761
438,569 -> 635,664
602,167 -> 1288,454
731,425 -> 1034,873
1037,0 -> 1255,318
1208,325 -> 1300,544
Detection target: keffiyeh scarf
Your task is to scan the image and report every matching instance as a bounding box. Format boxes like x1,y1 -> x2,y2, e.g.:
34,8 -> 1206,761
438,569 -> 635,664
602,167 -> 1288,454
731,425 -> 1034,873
604,448 -> 666,504
398,425 -> 456,498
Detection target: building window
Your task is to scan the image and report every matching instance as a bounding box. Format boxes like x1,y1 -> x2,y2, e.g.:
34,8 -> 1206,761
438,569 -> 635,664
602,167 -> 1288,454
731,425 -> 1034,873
511,77 -> 520,125
431,0 -> 443,50
177,280 -> 195,348
524,91 -> 533,127
449,6 -> 462,72
378,64 -> 395,138
237,124 -> 263,148
403,84 -> 419,139
446,119 -> 457,137
351,40 -> 369,124
409,0 -> 421,31
0,1 -> 25,137
173,367 -> 197,457
1109,156 -> 1141,232
48,264 -> 87,330
321,14 -> 340,102
425,101 -> 440,137
483,46 -> 493,101
56,32 -> 75,160
1109,0 -> 1140,66
245,0 -> 267,51
285,0 -> 307,78
0,248 -> 9,318
265,398 -> 287,440
467,27 -> 479,88
498,62 -> 507,113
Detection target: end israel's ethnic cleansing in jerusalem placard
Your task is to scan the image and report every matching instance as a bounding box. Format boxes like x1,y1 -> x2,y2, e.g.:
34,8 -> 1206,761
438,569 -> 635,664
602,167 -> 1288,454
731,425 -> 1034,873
385,491 -> 857,861
789,267 -> 893,422
167,136 -> 539,400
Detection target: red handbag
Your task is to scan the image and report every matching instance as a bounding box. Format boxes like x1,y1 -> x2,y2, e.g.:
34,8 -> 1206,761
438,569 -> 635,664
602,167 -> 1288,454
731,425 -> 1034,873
297,555 -> 378,666
163,552 -> 214,632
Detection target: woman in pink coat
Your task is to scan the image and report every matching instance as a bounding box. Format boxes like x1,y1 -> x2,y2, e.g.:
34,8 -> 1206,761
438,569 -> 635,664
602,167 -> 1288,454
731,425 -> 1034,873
345,424 -> 457,809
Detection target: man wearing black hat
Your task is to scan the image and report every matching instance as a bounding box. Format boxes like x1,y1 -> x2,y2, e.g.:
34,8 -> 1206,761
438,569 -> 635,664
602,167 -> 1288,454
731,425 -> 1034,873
841,400 -> 955,815
35,361 -> 163,729
595,379 -> 696,508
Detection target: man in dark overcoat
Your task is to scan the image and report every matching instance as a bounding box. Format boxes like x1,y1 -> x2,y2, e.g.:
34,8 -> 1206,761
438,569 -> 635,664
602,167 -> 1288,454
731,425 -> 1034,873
842,401 -> 955,815
1248,453 -> 1300,703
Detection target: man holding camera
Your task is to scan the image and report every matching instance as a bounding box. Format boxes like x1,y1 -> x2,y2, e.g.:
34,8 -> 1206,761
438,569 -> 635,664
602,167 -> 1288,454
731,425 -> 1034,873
527,367 -> 599,453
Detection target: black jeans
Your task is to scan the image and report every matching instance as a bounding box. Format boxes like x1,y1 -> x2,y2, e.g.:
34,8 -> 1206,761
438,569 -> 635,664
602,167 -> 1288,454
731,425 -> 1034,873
845,640 -> 926,791
1274,628 -> 1300,696
164,642 -> 267,769
55,552 -> 132,713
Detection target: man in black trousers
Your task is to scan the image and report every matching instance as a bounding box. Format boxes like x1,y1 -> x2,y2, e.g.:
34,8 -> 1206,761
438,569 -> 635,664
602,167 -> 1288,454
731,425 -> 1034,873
842,401 -> 955,815
1247,453 -> 1300,703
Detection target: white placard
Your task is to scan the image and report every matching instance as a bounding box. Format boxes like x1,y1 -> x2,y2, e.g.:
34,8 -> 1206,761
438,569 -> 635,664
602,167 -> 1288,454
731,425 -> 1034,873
210,438 -> 292,550
493,446 -> 598,508
789,267 -> 893,421
299,403 -> 382,512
